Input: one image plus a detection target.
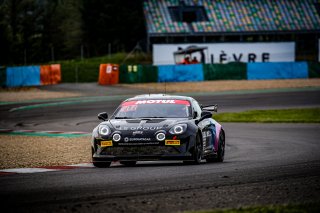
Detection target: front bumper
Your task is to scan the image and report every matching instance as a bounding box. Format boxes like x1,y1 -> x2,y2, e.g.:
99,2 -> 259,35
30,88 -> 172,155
92,135 -> 196,162
93,153 -> 193,162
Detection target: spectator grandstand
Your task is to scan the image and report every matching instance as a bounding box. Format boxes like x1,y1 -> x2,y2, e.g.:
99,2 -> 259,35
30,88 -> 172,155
144,0 -> 320,34
143,0 -> 320,61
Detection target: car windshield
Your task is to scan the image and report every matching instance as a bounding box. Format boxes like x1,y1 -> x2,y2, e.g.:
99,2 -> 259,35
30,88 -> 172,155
113,99 -> 191,118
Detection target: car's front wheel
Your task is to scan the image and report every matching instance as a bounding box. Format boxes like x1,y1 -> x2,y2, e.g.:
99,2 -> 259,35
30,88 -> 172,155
92,148 -> 111,168
93,161 -> 111,168
184,134 -> 202,165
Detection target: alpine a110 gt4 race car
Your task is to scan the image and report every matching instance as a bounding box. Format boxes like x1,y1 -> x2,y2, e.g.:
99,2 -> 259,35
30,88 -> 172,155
91,94 -> 225,167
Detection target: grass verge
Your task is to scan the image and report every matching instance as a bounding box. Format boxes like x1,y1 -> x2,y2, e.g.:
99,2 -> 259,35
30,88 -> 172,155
214,108 -> 320,123
186,203 -> 320,213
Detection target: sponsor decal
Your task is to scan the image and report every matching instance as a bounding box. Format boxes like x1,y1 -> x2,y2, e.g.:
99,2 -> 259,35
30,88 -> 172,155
165,140 -> 180,146
118,142 -> 160,146
118,126 -> 163,131
123,137 -> 151,142
120,105 -> 137,112
128,138 -> 151,141
122,100 -> 190,106
101,141 -> 113,147
132,131 -> 143,136
136,100 -> 175,104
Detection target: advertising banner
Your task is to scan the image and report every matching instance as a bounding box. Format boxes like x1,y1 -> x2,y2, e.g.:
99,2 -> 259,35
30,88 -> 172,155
153,42 -> 295,65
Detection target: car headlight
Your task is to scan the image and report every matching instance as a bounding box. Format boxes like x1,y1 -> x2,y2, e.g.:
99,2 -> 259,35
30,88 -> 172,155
169,124 -> 187,135
156,132 -> 166,141
98,125 -> 111,136
113,133 -> 121,142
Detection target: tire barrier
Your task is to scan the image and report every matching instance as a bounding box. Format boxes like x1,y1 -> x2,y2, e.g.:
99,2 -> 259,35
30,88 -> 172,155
158,64 -> 204,82
119,64 -> 158,83
40,64 -> 61,85
308,62 -> 320,78
247,62 -> 308,80
6,66 -> 41,87
98,64 -> 119,85
2,62 -> 318,87
2,65 -> 61,88
203,62 -> 247,80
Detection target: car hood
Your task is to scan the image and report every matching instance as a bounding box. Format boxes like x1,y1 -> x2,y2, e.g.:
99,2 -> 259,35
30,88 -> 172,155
109,118 -> 189,131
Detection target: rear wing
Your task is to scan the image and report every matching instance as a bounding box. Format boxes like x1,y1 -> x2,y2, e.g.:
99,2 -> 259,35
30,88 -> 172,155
201,104 -> 218,112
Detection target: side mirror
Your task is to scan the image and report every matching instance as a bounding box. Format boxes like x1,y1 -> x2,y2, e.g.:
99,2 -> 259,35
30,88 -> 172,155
98,112 -> 108,121
200,111 -> 212,120
195,111 -> 212,125
202,104 -> 218,112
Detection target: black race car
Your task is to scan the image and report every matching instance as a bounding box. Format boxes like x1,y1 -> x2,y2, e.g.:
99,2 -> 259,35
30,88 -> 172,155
91,94 -> 225,167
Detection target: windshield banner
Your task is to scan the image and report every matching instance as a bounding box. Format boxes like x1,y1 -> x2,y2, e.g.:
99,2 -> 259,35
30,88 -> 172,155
122,100 -> 190,106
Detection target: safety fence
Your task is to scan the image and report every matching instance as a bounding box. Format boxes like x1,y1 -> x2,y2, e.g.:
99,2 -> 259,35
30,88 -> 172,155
1,62 -> 319,87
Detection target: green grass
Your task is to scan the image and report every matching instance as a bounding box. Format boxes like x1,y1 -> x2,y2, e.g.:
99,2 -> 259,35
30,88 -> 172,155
214,108 -> 320,123
187,203 -> 320,213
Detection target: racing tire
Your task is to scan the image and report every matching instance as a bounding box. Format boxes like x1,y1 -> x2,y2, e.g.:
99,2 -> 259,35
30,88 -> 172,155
184,134 -> 202,165
206,133 -> 225,163
92,161 -> 111,168
92,147 -> 111,168
120,161 -> 137,166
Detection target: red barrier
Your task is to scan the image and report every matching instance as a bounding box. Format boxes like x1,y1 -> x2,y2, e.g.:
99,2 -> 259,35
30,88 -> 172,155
40,64 -> 61,85
50,64 -> 61,84
40,65 -> 51,85
98,64 -> 119,85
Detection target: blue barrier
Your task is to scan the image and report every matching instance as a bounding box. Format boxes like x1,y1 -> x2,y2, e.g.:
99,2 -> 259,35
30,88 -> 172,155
6,66 -> 41,87
247,62 -> 308,80
158,64 -> 204,82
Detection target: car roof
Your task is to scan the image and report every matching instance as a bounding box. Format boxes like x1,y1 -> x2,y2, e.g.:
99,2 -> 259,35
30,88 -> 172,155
125,94 -> 194,102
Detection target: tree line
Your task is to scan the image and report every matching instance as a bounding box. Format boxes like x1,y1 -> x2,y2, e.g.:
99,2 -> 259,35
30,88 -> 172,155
0,0 -> 145,65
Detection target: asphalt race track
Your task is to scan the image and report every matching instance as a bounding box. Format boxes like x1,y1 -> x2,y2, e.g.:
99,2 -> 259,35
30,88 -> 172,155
0,89 -> 320,212
1,89 -> 320,132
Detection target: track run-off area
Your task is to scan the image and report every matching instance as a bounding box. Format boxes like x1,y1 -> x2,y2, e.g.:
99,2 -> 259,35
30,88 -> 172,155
0,85 -> 320,212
